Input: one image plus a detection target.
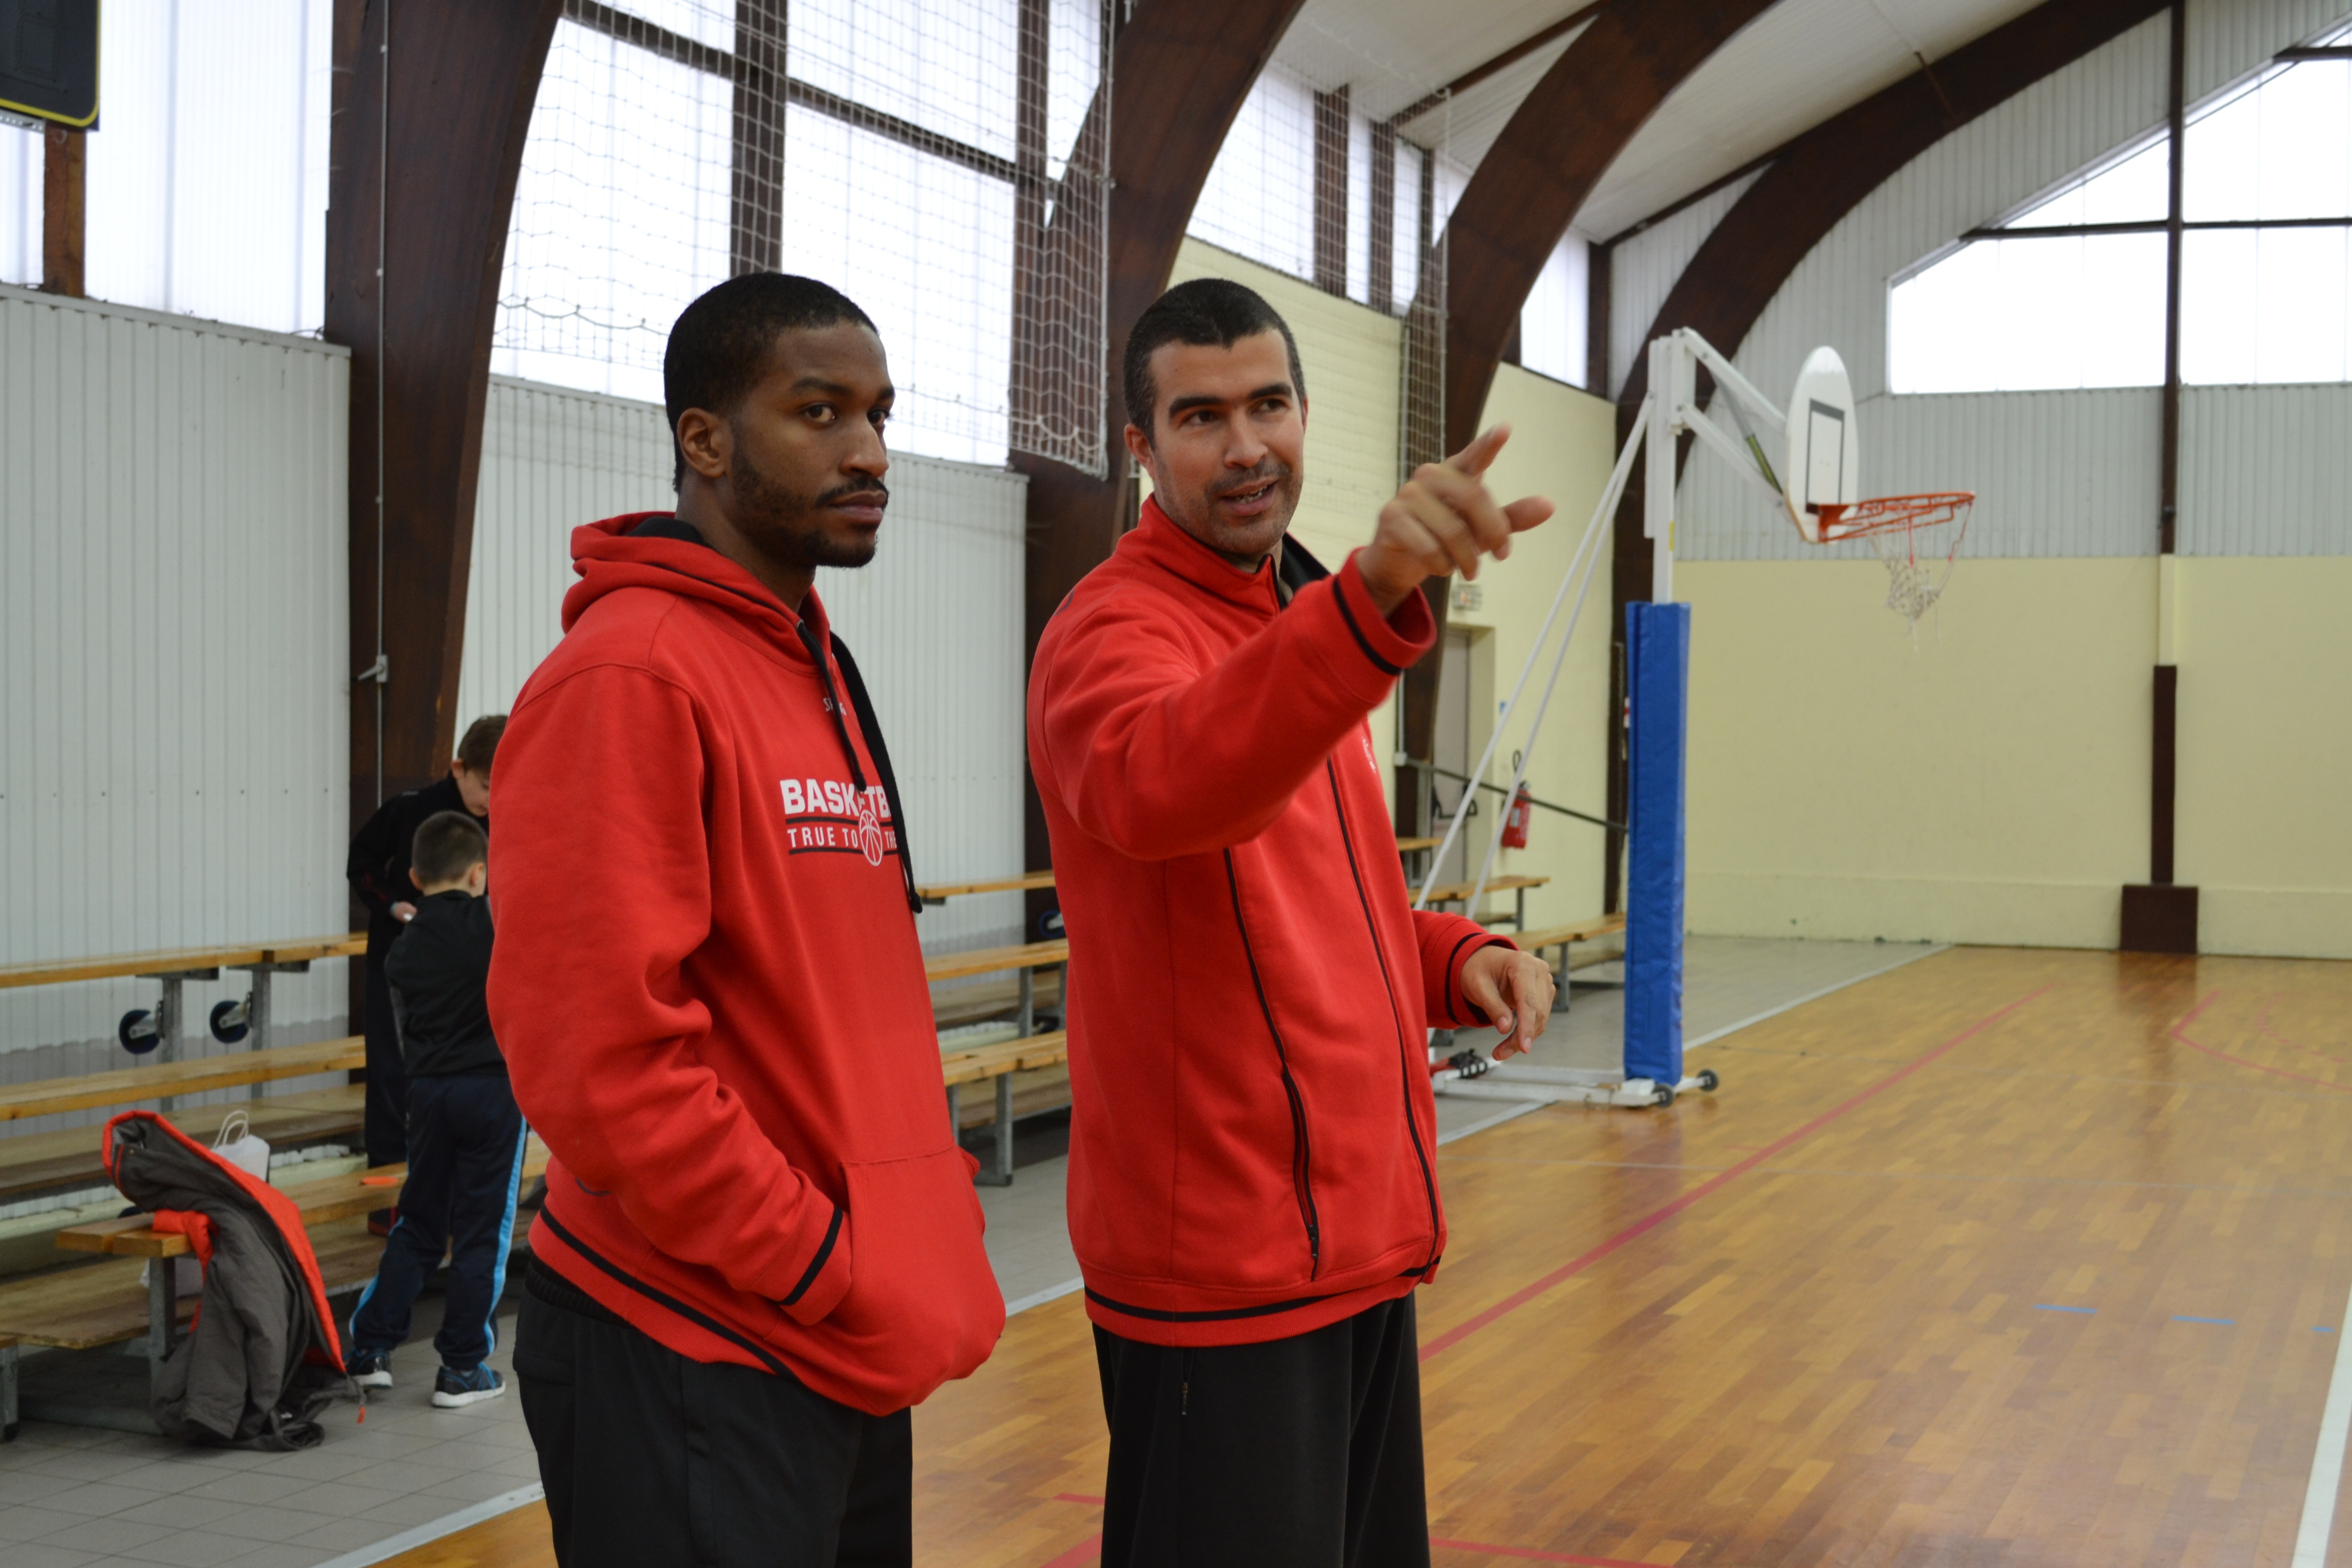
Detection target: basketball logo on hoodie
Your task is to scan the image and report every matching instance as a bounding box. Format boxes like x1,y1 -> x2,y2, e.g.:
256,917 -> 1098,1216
779,777 -> 899,864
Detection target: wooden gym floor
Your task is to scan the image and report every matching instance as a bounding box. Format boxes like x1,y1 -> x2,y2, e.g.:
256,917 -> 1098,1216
390,946 -> 2352,1567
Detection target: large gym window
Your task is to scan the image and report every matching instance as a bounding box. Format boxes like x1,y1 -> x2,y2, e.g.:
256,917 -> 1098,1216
491,0 -> 1107,469
1891,34 -> 2351,394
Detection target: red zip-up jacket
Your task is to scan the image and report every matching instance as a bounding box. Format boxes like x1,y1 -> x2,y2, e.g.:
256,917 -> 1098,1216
487,514 -> 1003,1416
1028,498 -> 1512,1346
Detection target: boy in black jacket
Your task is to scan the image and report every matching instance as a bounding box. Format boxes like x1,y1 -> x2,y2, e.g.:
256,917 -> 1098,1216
348,811 -> 527,1409
347,713 -> 503,1178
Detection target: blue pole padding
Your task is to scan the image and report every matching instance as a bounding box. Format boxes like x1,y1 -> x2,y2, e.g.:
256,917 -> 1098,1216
1624,601 -> 1690,1086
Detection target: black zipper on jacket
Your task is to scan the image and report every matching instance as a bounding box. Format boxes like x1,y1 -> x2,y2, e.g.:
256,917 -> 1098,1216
1222,850 -> 1321,1279
794,620 -> 923,913
1325,763 -> 1443,1272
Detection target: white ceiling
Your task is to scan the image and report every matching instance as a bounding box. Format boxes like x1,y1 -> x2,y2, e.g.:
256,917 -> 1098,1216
1267,0 -> 2054,239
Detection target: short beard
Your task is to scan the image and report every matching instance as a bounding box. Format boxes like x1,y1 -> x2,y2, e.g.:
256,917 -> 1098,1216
733,445 -> 885,570
1165,455 -> 1300,560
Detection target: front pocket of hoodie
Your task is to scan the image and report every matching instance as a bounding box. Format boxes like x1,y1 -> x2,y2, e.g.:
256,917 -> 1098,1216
822,1148 -> 1006,1402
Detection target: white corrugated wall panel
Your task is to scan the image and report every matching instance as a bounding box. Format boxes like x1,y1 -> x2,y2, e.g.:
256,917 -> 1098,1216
2179,383 -> 2352,555
1,285 -> 351,1132
1682,387 -> 2163,560
460,379 -> 1031,957
1667,0 -> 2349,561
1605,172 -> 1763,400
458,377 -> 675,725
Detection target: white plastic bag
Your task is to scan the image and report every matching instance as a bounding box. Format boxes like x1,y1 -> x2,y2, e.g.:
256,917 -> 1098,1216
143,1112 -> 272,1294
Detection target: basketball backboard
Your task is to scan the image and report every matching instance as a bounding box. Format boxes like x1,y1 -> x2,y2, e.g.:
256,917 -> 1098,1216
1785,347 -> 1859,544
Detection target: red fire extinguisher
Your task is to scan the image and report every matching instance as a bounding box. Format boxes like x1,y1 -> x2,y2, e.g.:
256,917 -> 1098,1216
1501,785 -> 1532,850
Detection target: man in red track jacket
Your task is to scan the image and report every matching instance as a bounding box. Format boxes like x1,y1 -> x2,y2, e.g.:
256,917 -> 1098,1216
488,276 -> 1001,1568
1028,278 -> 1562,1567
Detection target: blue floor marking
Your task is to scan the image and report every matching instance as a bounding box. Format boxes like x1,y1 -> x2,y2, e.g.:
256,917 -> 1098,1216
2172,1314 -> 2233,1325
2033,1304 -> 2096,1314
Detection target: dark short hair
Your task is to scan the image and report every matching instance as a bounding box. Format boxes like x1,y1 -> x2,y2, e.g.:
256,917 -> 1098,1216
665,274 -> 877,487
1123,278 -> 1307,443
411,811 -> 489,889
456,714 -> 505,776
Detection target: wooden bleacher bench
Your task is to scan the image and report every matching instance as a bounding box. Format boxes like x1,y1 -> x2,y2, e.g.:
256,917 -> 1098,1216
0,1036 -> 366,1124
55,1138 -> 551,1259
939,1032 -> 1070,1186
0,1084 -> 366,1206
916,870 -> 1055,905
0,1140 -> 551,1438
1420,873 -> 1550,930
923,942 -> 1070,1186
1511,913 -> 1629,1010
0,933 -> 364,991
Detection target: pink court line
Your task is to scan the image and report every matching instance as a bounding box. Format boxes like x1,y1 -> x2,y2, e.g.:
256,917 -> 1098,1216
1040,1496 -> 1673,1568
1416,985 -> 2056,1362
2171,991 -> 2352,1093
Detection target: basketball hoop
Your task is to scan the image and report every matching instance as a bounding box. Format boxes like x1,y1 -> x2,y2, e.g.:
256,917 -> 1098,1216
1816,492 -> 1974,629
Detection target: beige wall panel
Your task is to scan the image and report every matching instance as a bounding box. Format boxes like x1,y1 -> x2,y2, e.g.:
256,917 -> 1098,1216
1450,365 -> 1620,928
1677,558 -> 2155,948
2176,558 -> 2352,959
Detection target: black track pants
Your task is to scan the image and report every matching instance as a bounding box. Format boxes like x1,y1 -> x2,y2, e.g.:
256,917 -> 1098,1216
1094,1293 -> 1431,1568
515,1262 -> 911,1568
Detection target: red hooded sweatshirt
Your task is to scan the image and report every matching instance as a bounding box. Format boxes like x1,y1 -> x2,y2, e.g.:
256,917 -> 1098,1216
1027,498 -> 1512,1346
487,513 -> 1003,1416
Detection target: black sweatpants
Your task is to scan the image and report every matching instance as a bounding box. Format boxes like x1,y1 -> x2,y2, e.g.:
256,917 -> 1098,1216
1094,1292 -> 1430,1568
361,951 -> 409,1167
349,1072 -> 526,1367
516,1260 -> 912,1568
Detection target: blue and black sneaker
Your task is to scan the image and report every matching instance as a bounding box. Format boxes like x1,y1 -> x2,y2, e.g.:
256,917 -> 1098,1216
348,1346 -> 393,1390
432,1362 -> 505,1409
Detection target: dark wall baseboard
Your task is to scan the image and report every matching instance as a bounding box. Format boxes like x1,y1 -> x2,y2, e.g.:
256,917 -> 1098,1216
2121,884 -> 2199,954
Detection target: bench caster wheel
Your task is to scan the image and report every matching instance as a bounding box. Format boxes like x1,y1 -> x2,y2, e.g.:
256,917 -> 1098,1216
119,1010 -> 160,1054
1697,1069 -> 1720,1092
209,999 -> 250,1044
1653,1084 -> 1676,1107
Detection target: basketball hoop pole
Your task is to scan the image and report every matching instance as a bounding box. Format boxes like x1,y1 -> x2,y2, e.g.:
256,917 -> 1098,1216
1420,328 -> 1786,1110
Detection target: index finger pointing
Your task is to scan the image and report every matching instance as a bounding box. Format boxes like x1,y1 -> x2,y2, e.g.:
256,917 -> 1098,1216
1446,423 -> 1511,478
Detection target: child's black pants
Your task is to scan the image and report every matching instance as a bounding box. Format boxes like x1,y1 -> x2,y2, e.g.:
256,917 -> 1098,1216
349,1071 -> 526,1367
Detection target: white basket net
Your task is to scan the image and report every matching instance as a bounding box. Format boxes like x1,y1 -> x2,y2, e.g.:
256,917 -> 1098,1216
1820,493 -> 1975,630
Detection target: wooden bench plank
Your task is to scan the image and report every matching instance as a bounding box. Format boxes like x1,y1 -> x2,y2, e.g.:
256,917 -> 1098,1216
57,1139 -> 551,1258
0,1037 -> 366,1124
940,1032 -> 1070,1087
1418,873 -> 1552,904
1395,837 -> 1442,852
1513,914 -> 1628,951
0,933 -> 363,991
917,870 -> 1055,900
924,940 -> 1069,984
0,1214 -> 428,1353
0,1086 -> 367,1203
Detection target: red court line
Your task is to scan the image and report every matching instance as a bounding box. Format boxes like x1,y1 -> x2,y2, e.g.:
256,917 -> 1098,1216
1040,1496 -> 1673,1567
1430,1539 -> 1674,1566
1038,1534 -> 1102,1568
1417,985 -> 2054,1362
2172,991 -> 2352,1093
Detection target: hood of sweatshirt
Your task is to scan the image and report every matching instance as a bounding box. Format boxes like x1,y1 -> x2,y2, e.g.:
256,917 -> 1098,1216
562,511 -> 834,658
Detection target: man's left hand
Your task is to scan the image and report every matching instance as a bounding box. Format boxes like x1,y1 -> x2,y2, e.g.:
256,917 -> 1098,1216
1458,945 -> 1557,1060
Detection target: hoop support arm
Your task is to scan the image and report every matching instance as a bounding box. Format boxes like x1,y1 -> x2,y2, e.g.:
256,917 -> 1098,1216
1415,394 -> 1653,913
1677,328 -> 1785,435
1683,403 -> 1790,509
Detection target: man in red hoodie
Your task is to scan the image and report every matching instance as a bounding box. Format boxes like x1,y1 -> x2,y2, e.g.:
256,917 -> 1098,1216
488,275 -> 1002,1568
1028,278 -> 1562,1567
